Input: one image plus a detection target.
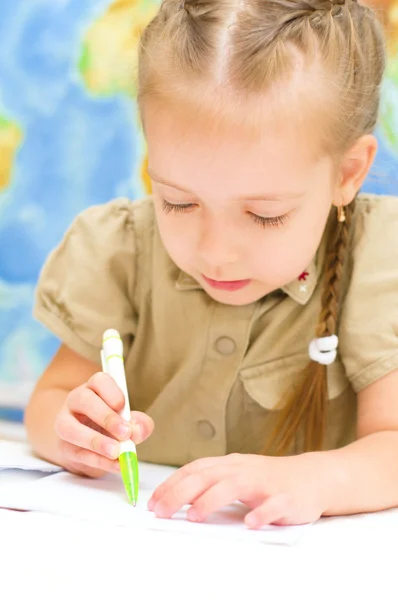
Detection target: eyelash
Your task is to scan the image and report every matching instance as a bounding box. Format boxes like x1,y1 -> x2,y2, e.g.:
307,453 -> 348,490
162,199 -> 195,215
161,198 -> 289,229
248,212 -> 289,229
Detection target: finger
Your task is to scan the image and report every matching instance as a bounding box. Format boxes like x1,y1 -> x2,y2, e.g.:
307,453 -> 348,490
148,457 -> 222,510
68,386 -> 131,441
187,478 -> 244,523
245,493 -> 293,529
73,465 -> 110,478
60,440 -> 120,475
130,411 -> 154,444
151,465 -> 237,519
55,412 -> 120,460
64,458 -> 112,479
86,372 -> 125,413
148,454 -> 241,510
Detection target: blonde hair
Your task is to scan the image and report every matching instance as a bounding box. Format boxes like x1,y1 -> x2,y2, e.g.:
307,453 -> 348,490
138,0 -> 386,455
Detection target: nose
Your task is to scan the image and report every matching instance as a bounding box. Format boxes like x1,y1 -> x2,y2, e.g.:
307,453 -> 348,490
197,214 -> 239,268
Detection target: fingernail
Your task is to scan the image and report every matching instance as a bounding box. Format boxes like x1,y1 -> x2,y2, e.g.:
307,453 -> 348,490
147,498 -> 155,511
188,508 -> 199,522
106,443 -> 119,459
154,504 -> 166,518
246,515 -> 259,529
117,423 -> 130,439
132,423 -> 144,443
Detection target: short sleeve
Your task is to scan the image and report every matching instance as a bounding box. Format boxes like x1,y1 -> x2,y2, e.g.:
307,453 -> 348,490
34,198 -> 138,365
339,195 -> 398,393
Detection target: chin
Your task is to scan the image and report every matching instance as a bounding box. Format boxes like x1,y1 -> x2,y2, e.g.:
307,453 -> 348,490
204,288 -> 259,306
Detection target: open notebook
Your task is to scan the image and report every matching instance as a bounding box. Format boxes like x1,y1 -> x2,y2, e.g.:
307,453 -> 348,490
0,441 -> 63,472
0,461 -> 311,545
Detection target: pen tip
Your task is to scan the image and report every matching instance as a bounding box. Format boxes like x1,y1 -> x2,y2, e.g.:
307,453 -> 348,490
133,502 -> 136,507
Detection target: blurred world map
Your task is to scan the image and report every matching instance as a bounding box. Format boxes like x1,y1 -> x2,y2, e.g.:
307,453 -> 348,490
0,0 -> 397,405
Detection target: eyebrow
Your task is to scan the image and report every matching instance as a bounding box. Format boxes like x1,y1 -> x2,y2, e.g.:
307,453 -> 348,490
148,169 -> 303,202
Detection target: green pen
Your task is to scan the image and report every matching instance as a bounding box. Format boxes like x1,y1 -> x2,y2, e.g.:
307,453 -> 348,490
101,329 -> 139,506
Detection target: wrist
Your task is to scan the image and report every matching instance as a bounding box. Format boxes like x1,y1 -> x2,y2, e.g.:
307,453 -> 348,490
25,388 -> 69,466
310,449 -> 348,515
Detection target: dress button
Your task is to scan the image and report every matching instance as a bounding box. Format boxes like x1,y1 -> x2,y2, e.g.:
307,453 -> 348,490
196,420 -> 216,440
215,336 -> 236,355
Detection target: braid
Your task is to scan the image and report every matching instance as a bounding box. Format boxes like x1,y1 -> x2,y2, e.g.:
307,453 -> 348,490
317,202 -> 354,338
264,200 -> 355,456
141,0 -> 220,78
181,0 -> 216,17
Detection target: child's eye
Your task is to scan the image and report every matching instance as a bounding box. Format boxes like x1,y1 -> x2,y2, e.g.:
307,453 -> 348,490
249,212 -> 290,229
162,198 -> 289,229
162,198 -> 196,214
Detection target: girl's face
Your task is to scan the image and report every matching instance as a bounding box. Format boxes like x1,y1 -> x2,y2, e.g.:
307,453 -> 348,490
145,102 -> 336,306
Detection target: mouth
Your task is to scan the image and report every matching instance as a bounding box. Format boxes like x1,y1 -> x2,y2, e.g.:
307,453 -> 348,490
202,275 -> 251,292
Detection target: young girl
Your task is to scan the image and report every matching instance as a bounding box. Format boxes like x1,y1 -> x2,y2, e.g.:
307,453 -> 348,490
25,0 -> 398,528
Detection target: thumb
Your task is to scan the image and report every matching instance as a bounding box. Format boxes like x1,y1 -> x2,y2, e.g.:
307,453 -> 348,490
130,411 -> 154,444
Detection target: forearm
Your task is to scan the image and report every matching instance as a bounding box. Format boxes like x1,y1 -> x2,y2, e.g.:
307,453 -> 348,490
321,431 -> 398,516
24,388 -> 69,467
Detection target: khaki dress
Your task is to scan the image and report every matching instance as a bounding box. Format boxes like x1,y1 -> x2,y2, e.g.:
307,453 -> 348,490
34,194 -> 398,466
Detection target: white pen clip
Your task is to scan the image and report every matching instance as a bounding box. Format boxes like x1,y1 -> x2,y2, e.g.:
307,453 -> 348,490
101,330 -> 132,425
100,349 -> 107,374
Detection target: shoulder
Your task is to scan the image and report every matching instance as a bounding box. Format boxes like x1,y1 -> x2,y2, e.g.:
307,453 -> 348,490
33,197 -> 156,362
61,195 -> 157,304
339,193 -> 398,392
346,193 -> 398,276
345,192 -> 398,292
351,193 -> 398,249
68,196 -> 155,244
61,196 -> 157,278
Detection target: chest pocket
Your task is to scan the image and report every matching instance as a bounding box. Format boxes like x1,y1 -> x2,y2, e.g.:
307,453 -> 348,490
239,353 -> 350,411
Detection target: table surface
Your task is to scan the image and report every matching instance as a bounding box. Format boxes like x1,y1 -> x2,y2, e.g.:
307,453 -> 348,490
0,421 -> 397,600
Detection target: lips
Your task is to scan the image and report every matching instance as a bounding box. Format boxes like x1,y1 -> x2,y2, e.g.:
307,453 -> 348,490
202,275 -> 251,291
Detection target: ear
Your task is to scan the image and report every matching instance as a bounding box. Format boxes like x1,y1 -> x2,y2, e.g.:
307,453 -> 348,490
333,135 -> 378,207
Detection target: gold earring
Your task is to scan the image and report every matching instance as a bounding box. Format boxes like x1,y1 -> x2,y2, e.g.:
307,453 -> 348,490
337,205 -> 346,223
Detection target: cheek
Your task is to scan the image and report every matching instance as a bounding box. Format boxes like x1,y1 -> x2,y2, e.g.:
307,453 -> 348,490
250,241 -> 298,278
155,213 -> 196,263
250,226 -> 322,283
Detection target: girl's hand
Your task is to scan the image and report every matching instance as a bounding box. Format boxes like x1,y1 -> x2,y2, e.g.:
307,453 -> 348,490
55,372 -> 154,478
148,453 -> 330,527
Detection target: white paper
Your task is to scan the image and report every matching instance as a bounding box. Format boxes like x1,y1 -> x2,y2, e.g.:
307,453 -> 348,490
0,421 -> 27,442
0,462 -> 310,545
0,441 -> 63,473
